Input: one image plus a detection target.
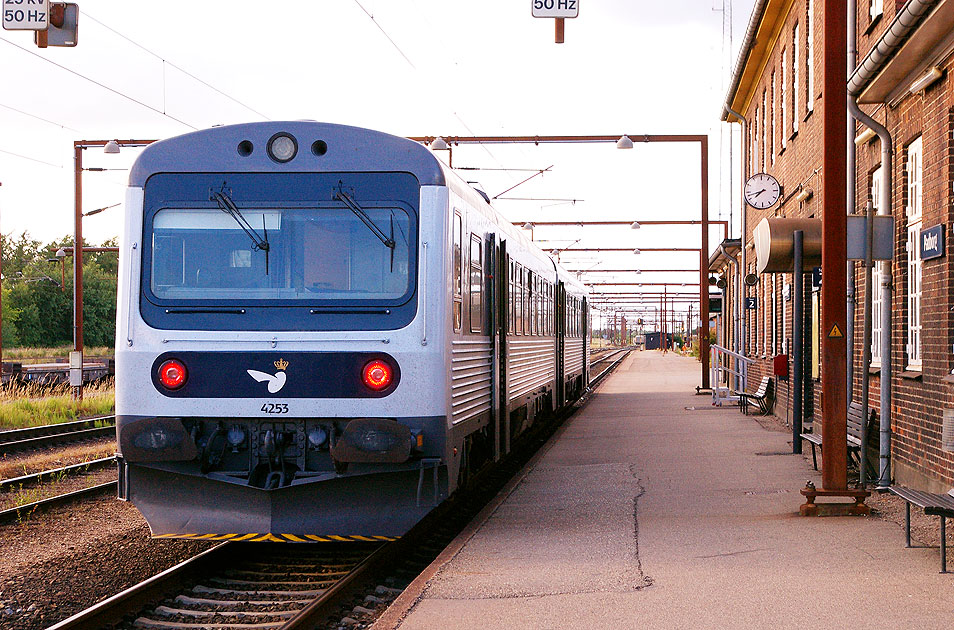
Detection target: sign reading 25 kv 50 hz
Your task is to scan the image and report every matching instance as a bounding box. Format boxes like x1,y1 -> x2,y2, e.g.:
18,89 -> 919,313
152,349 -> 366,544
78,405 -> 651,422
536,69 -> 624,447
532,0 -> 579,19
3,0 -> 49,30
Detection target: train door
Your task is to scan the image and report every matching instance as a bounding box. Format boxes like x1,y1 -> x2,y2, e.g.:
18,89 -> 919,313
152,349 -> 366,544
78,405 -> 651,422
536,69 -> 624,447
582,296 -> 590,386
496,240 -> 510,458
486,233 -> 501,462
555,281 -> 566,406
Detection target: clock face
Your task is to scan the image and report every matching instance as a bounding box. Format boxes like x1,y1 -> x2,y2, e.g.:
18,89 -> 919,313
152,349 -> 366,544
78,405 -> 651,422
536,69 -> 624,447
744,173 -> 781,209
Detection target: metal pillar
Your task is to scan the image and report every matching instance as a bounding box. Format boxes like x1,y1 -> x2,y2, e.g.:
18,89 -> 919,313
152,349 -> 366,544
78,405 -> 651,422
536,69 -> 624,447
793,231 -> 804,454
821,0 -> 849,491
73,144 -> 84,400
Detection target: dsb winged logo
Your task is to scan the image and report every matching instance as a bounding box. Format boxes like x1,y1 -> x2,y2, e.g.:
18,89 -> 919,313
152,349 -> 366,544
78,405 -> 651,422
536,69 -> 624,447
247,358 -> 288,394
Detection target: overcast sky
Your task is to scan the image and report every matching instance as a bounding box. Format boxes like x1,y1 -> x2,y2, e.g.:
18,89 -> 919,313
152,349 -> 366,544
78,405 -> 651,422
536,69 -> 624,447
0,0 -> 754,311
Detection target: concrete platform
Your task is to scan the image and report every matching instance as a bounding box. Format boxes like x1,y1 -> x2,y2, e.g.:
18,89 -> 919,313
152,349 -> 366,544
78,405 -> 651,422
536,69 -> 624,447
375,352 -> 954,630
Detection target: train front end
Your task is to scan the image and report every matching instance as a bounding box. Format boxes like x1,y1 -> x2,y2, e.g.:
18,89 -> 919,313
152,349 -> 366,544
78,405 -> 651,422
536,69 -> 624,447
115,122 -> 450,541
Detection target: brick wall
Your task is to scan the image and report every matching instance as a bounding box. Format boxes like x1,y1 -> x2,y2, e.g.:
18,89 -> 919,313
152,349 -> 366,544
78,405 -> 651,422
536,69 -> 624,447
736,0 -> 954,489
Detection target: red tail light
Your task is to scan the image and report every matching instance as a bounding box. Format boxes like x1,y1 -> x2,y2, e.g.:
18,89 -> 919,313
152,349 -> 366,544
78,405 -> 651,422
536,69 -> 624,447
362,360 -> 393,391
158,359 -> 188,390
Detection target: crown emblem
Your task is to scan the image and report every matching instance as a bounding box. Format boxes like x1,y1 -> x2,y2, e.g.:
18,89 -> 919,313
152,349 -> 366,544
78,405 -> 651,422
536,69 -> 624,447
273,358 -> 289,371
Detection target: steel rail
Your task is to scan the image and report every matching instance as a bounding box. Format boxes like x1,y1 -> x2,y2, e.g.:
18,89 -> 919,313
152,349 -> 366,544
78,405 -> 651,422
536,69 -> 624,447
0,481 -> 117,524
43,543 -> 233,630
0,456 -> 116,492
0,415 -> 115,444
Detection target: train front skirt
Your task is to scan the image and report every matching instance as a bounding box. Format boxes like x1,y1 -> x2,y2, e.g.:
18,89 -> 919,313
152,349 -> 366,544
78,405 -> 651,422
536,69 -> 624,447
123,462 -> 446,540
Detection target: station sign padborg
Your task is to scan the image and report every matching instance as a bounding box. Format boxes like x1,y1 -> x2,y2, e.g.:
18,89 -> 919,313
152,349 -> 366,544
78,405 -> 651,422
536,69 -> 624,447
532,0 -> 579,19
2,0 -> 48,31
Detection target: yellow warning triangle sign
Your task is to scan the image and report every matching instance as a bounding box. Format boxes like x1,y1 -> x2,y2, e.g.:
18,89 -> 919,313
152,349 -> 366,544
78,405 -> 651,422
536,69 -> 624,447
828,323 -> 845,338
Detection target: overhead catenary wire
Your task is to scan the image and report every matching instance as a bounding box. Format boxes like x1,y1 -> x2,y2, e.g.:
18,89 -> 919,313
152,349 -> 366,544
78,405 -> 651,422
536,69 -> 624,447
0,102 -> 83,133
0,35 -> 198,130
0,147 -> 63,168
80,11 -> 270,121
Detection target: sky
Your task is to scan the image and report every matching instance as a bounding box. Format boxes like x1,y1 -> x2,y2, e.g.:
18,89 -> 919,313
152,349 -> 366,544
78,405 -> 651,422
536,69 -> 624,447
0,0 -> 755,320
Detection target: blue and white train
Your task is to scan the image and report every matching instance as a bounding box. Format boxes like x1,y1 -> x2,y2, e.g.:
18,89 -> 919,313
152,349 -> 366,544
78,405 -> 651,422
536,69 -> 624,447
114,122 -> 589,541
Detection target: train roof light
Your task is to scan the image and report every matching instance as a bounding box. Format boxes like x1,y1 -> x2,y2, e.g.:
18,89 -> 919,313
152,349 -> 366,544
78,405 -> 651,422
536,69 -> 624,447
158,359 -> 188,390
362,360 -> 393,391
267,133 -> 298,163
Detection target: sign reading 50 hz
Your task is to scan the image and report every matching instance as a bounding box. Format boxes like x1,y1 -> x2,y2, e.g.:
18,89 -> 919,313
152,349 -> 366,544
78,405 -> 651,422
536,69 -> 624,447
532,0 -> 579,19
3,0 -> 48,30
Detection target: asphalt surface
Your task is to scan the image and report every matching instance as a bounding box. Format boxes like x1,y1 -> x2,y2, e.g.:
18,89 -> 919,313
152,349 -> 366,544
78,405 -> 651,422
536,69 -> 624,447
382,351 -> 954,629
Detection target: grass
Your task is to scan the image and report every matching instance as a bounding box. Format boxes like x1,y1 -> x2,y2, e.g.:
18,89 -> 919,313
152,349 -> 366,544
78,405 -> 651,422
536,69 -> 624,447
0,380 -> 115,431
2,345 -> 113,363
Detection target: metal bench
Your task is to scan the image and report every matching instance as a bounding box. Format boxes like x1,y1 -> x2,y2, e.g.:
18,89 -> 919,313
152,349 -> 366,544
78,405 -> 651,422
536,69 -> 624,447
736,376 -> 773,415
888,485 -> 954,573
799,401 -> 876,479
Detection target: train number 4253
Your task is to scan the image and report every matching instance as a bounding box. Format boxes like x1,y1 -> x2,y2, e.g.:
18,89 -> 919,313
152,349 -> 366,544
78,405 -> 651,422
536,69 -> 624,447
261,403 -> 289,414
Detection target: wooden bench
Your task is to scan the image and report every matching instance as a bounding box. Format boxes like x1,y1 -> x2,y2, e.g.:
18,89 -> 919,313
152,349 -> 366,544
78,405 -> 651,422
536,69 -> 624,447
800,401 -> 876,479
888,485 -> 954,573
736,376 -> 773,415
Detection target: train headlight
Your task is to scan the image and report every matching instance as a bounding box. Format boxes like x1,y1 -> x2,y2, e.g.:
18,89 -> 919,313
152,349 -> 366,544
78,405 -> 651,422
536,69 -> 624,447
267,133 -> 298,163
362,360 -> 393,391
158,359 -> 188,390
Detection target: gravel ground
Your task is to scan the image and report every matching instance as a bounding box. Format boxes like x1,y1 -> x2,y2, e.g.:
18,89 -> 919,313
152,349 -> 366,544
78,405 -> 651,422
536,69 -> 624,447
0,494 -> 214,630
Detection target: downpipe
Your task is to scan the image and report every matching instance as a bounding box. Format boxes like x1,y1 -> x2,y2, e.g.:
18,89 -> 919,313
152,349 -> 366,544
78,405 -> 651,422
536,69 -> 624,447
847,97 -> 893,489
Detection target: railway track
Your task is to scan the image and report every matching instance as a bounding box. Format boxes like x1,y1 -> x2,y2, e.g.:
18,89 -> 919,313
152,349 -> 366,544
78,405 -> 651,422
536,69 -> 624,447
0,416 -> 115,454
0,457 -> 118,524
37,354 -> 631,629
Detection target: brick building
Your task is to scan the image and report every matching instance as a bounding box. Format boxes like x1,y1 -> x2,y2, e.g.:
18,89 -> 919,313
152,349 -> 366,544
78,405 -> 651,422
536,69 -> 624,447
720,0 -> 954,493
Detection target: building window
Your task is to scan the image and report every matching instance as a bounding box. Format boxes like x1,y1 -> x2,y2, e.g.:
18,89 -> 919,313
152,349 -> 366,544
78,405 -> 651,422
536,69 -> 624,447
771,71 -> 777,164
762,90 -> 768,170
870,0 -> 883,21
792,23 -> 799,135
905,137 -> 923,369
781,48 -> 788,149
753,108 -> 760,173
453,212 -> 462,331
469,235 -> 483,334
763,275 -> 771,356
806,0 -> 814,113
870,167 -> 883,366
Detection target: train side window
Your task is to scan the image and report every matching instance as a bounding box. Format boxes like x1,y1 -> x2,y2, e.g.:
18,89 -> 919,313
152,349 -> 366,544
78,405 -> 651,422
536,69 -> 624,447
469,235 -> 483,334
509,261 -> 516,335
453,213 -> 462,332
527,269 -> 537,335
514,264 -> 523,335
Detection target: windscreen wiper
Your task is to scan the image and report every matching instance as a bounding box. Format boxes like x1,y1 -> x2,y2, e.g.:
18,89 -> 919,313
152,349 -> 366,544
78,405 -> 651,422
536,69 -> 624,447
333,184 -> 395,249
211,185 -> 270,274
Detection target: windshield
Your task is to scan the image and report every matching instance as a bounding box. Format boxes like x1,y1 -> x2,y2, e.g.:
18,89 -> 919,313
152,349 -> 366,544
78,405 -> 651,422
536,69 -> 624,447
149,205 -> 413,303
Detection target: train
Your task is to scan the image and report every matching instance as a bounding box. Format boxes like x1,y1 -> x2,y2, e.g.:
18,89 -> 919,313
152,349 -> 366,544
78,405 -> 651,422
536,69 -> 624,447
114,122 -> 589,541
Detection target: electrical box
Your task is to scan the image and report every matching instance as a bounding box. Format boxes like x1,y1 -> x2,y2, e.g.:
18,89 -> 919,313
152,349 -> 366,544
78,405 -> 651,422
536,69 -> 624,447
773,354 -> 789,380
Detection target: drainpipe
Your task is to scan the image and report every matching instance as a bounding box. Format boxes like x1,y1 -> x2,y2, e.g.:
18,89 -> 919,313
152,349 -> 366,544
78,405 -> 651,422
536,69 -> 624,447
848,99 -> 893,489
846,2 -> 858,405
846,0 -> 932,489
724,104 -> 748,361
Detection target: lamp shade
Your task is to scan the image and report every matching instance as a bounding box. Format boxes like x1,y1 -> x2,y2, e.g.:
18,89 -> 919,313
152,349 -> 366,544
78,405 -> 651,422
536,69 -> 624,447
616,135 -> 634,149
103,140 -> 121,154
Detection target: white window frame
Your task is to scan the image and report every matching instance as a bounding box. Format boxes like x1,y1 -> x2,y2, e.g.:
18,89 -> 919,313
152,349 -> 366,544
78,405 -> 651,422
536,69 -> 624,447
781,48 -> 788,149
762,90 -> 768,171
870,167 -> 883,366
806,0 -> 814,114
792,23 -> 800,134
771,275 -> 777,355
905,138 -> 923,370
771,71 -> 777,164
870,0 -> 883,21
754,108 -> 760,173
